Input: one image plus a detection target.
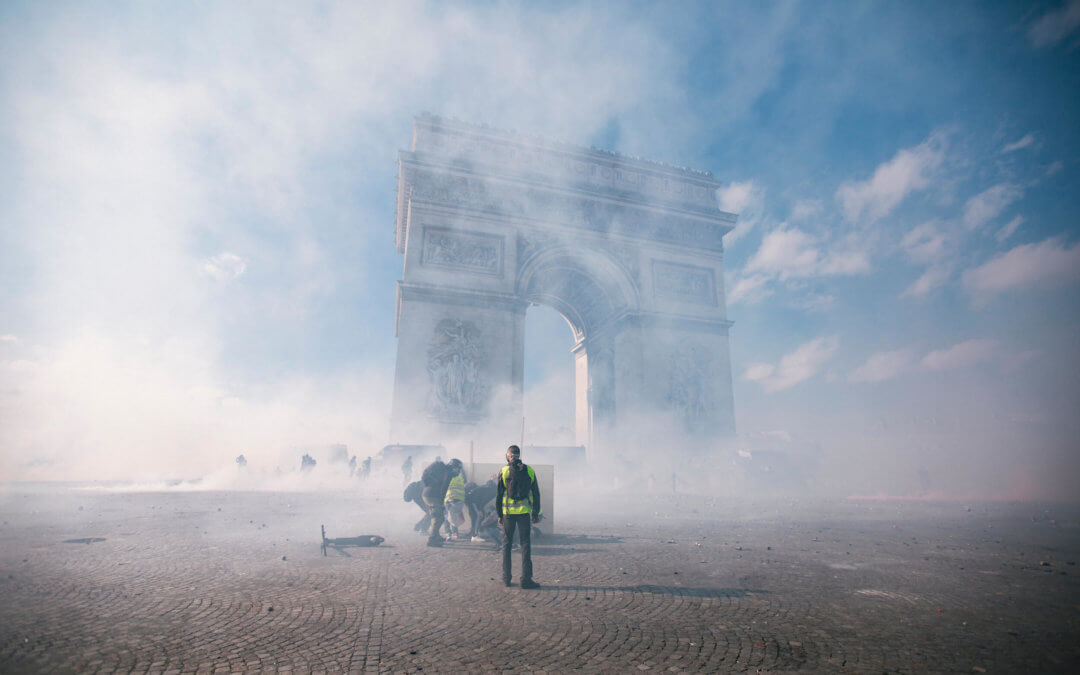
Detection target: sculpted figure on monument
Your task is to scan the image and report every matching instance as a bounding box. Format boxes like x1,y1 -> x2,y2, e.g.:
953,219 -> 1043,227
427,319 -> 485,418
667,346 -> 712,431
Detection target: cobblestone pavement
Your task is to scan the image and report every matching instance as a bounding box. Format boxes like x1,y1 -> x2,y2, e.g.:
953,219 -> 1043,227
1,486 -> 1078,673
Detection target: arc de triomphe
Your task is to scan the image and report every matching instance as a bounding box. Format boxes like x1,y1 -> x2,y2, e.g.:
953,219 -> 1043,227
390,115 -> 736,458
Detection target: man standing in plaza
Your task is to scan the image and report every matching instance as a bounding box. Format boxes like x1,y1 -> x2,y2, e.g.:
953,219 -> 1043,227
496,445 -> 541,588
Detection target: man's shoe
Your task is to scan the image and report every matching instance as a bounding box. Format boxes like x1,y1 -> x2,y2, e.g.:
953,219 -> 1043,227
426,538 -> 444,547
520,579 -> 541,589
503,579 -> 512,587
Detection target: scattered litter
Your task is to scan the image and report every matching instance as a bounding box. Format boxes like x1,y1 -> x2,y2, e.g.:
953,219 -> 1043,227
281,556 -> 287,561
267,607 -> 274,612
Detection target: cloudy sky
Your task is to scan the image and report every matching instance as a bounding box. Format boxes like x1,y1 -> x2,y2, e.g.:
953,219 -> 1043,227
1,1 -> 1078,497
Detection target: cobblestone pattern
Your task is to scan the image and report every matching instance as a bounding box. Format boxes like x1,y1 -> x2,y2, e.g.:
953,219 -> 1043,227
1,489 -> 1078,672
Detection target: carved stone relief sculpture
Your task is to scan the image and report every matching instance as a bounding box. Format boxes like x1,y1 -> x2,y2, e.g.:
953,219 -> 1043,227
652,261 -> 717,305
427,319 -> 486,419
422,229 -> 502,274
667,345 -> 713,432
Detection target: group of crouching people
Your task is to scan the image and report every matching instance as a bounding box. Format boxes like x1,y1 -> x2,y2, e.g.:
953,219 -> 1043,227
402,446 -> 542,589
403,458 -> 504,546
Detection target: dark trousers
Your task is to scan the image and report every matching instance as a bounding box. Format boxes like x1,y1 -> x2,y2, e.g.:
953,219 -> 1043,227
422,492 -> 445,543
501,513 -> 533,583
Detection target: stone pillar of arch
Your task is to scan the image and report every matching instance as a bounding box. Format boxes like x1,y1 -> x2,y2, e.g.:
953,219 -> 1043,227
389,114 -> 737,459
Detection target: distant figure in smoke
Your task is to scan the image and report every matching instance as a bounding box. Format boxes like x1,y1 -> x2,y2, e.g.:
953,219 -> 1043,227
402,455 -> 413,486
420,459 -> 452,547
360,456 -> 372,479
403,480 -> 430,533
348,456 -> 357,477
235,454 -> 247,468
300,453 -> 316,473
496,445 -> 541,589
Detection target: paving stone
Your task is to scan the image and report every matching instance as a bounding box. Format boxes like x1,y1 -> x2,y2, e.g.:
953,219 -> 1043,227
0,489 -> 1077,672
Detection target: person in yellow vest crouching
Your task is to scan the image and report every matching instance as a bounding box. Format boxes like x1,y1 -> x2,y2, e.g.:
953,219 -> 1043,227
495,445 -> 541,589
443,459 -> 467,539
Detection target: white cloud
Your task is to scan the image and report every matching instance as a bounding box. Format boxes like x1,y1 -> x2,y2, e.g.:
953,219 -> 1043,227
742,362 -> 775,382
821,250 -> 871,275
793,292 -> 836,312
962,237 -> 1080,300
921,339 -> 997,371
1001,133 -> 1036,153
1027,0 -> 1080,48
202,252 -> 248,281
962,183 -> 1022,230
717,180 -> 759,214
790,199 -> 823,223
901,221 -> 948,263
726,273 -> 773,305
836,134 -> 945,224
849,349 -> 916,383
718,180 -> 765,245
746,228 -> 819,279
746,336 -> 839,393
995,215 -> 1023,243
745,227 -> 871,281
901,266 -> 951,298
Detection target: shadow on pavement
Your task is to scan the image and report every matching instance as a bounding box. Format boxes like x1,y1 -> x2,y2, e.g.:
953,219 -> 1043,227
534,534 -> 624,545
531,547 -> 602,556
542,584 -> 770,598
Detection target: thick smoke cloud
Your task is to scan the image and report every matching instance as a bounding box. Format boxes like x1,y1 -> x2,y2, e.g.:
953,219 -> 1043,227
1,2 -> 1077,503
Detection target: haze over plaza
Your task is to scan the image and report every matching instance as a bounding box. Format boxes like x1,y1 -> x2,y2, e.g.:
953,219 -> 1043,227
1,2 -> 1079,500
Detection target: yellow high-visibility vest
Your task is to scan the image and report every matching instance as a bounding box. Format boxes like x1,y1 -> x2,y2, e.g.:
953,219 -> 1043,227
500,464 -> 539,515
445,474 -> 465,503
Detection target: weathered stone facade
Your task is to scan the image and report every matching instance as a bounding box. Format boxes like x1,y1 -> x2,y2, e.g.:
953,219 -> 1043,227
390,114 -> 737,456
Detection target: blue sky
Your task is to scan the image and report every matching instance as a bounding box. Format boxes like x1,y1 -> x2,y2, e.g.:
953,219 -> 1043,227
1,1 -> 1078,497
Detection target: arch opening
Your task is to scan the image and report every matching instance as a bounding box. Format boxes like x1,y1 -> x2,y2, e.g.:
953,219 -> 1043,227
523,304 -> 577,447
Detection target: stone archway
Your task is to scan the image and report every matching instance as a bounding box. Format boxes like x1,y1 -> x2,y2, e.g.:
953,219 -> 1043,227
389,115 -> 736,457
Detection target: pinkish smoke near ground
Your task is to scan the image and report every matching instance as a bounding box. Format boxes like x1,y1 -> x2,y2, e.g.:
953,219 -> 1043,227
1,481 -> 1078,672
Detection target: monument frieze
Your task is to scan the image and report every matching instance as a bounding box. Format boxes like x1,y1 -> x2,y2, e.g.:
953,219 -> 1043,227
421,227 -> 504,276
403,163 -> 731,252
652,261 -> 718,306
413,116 -> 719,210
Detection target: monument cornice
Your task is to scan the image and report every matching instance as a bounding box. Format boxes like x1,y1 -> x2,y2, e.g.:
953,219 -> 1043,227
397,156 -> 734,254
401,151 -> 732,220
630,311 -> 734,335
413,112 -> 719,181
396,281 -> 528,315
